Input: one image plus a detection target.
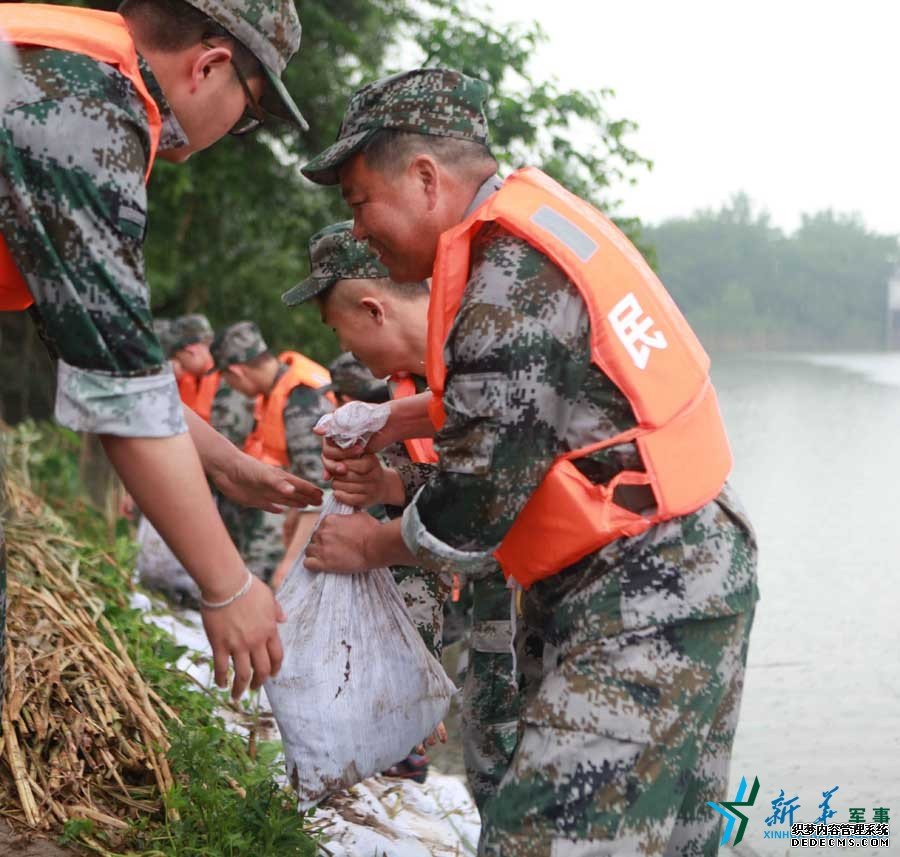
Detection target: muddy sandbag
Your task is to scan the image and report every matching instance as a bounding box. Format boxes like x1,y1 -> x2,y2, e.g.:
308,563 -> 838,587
265,402 -> 456,807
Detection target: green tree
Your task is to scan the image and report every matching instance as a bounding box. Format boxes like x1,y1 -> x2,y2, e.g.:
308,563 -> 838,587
141,0 -> 650,360
2,0 -> 650,422
646,195 -> 899,351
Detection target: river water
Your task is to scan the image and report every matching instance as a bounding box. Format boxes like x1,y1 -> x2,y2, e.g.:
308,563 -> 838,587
145,350 -> 900,854
714,352 -> 900,854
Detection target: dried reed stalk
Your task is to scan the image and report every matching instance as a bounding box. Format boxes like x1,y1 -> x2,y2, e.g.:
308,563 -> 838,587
1,470 -> 175,842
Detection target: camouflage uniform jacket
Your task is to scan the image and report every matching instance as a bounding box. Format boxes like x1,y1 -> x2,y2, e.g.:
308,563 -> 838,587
210,380 -> 256,448
1,46 -> 188,437
402,176 -> 759,629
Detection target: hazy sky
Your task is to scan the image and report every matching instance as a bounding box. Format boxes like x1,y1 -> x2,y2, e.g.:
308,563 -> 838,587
487,0 -> 900,235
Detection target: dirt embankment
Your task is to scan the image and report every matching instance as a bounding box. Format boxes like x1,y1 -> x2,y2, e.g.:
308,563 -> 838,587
0,824 -> 71,856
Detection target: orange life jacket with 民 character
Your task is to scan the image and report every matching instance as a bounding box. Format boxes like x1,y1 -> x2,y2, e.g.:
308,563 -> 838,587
0,4 -> 161,311
426,167 -> 732,589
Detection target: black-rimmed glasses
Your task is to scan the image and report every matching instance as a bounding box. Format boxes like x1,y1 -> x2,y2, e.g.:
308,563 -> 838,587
201,37 -> 265,137
229,60 -> 265,137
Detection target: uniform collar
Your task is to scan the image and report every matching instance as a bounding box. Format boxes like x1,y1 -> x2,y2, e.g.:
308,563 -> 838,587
463,174 -> 504,219
138,55 -> 189,152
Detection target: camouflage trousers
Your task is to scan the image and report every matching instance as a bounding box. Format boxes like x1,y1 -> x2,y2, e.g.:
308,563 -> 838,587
218,499 -> 283,584
461,573 -> 521,811
392,564 -> 451,659
479,606 -> 755,856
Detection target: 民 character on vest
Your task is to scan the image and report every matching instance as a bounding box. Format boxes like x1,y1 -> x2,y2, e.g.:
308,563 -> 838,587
1,0 -> 321,701
301,69 -> 760,855
284,222 -> 517,798
210,321 -> 332,586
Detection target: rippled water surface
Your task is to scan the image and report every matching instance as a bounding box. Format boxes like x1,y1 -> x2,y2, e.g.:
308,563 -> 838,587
714,352 -> 900,852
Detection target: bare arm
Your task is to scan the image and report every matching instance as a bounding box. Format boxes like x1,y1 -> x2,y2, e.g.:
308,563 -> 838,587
315,392 -> 436,475
184,407 -> 323,510
101,432 -> 284,698
374,392 -> 436,449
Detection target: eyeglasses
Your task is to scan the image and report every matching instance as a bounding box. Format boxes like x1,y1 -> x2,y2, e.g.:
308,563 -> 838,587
201,37 -> 265,137
229,60 -> 265,137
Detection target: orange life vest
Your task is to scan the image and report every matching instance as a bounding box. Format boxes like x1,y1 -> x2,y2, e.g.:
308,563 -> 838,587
0,4 -> 162,311
178,370 -> 221,423
389,376 -> 439,464
427,168 -> 733,589
243,351 -> 332,467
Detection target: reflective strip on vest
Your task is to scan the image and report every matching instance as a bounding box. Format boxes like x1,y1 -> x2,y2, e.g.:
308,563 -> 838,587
0,4 -> 162,311
427,167 -> 732,588
243,351 -> 332,467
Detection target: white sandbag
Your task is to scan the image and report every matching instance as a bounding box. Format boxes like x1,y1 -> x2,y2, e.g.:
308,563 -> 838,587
265,401 -> 456,807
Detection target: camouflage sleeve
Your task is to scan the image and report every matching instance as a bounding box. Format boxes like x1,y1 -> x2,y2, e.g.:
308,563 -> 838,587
401,228 -> 593,577
394,461 -> 437,504
0,51 -> 184,437
378,441 -> 437,504
283,385 -> 332,488
210,382 -> 255,447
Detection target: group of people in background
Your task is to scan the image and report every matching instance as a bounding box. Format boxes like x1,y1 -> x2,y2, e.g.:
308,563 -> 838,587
2,0 -> 759,853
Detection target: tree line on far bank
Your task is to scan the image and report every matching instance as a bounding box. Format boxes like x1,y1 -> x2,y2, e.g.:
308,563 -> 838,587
647,193 -> 900,352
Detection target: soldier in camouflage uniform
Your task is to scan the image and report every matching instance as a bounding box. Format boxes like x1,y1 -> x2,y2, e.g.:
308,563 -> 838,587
166,314 -> 256,442
302,69 -> 759,855
0,0 -> 318,702
210,322 -> 331,584
284,221 -> 517,800
325,351 -> 451,658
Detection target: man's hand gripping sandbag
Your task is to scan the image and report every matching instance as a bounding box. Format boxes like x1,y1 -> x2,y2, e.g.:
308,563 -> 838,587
264,401 -> 456,807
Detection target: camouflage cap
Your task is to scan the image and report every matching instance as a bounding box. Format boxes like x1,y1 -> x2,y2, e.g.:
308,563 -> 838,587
185,0 -> 308,130
170,314 -> 215,353
210,321 -> 269,371
326,353 -> 389,403
282,221 -> 388,306
302,68 -> 490,185
152,318 -> 177,358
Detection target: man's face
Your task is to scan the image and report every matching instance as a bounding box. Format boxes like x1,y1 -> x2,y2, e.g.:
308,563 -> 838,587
174,342 -> 212,376
339,154 -> 440,283
221,365 -> 260,398
158,45 -> 264,162
319,280 -> 414,379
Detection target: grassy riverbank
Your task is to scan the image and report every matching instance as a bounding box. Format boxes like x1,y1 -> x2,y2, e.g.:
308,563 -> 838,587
1,422 -> 324,856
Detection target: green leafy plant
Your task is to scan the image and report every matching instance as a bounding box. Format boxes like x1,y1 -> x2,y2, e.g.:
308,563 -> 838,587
7,422 -> 323,856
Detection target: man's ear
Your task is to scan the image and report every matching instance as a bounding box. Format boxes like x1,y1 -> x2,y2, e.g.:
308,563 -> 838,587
410,154 -> 440,212
226,364 -> 248,383
189,44 -> 233,93
360,296 -> 386,324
